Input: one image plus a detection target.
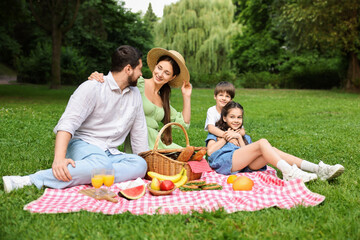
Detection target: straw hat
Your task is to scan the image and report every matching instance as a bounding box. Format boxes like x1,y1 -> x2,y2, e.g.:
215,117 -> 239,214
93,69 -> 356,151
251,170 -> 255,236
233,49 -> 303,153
147,48 -> 190,88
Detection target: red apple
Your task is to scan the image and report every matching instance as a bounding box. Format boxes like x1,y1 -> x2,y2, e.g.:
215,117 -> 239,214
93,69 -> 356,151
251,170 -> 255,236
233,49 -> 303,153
160,180 -> 175,191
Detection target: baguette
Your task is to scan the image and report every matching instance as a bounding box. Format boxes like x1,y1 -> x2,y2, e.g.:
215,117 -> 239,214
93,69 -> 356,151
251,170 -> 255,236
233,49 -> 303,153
176,146 -> 195,162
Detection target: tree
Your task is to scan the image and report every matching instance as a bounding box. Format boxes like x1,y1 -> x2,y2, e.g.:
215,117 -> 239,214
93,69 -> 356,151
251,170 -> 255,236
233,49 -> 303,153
144,3 -> 158,29
28,0 -> 80,89
277,0 -> 360,91
65,0 -> 153,74
231,0 -> 287,73
154,0 -> 241,79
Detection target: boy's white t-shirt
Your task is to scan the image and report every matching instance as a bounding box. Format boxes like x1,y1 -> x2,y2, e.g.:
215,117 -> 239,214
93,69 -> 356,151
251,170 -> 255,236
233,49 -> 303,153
204,105 -> 220,131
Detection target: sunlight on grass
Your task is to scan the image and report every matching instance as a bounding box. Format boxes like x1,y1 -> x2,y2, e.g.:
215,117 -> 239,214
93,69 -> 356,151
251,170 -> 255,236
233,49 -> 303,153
0,85 -> 359,239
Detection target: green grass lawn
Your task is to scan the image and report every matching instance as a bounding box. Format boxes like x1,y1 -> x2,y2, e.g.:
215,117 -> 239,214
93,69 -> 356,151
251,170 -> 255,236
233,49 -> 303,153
0,84 -> 359,239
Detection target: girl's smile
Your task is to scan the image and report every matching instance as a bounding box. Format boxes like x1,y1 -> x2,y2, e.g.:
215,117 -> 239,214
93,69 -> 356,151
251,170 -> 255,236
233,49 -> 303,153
223,108 -> 243,130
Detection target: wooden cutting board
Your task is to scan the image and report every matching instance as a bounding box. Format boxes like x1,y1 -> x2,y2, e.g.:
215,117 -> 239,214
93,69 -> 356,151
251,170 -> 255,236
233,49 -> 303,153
79,188 -> 118,203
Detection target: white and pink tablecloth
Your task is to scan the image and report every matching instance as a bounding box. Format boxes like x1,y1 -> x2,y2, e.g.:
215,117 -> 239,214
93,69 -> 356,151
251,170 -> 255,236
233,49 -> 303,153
24,167 -> 325,215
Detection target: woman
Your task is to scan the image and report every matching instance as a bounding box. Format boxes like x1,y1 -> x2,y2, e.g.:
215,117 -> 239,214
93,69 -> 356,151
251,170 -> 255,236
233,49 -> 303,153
89,48 -> 192,151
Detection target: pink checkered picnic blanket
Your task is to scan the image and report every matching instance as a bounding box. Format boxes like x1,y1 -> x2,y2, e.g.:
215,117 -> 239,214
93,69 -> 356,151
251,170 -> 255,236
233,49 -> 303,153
24,167 -> 325,215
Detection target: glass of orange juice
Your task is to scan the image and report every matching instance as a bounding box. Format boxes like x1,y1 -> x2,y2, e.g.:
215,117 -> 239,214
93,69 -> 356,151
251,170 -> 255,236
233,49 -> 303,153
103,168 -> 115,194
91,168 -> 104,198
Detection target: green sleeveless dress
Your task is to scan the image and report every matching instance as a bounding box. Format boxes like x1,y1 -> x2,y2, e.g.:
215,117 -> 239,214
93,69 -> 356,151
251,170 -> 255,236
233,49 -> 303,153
124,77 -> 190,152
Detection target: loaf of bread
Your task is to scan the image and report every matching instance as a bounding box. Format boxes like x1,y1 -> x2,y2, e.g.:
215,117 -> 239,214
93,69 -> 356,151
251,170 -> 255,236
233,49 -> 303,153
176,146 -> 195,162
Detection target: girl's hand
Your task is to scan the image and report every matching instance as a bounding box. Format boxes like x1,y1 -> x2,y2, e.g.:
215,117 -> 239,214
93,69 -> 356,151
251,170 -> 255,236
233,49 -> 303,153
224,129 -> 241,141
181,81 -> 192,98
229,138 -> 240,146
88,71 -> 104,83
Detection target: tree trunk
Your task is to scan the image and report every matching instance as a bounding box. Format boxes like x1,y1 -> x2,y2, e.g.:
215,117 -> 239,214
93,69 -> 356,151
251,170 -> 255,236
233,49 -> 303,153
345,51 -> 360,91
50,28 -> 62,89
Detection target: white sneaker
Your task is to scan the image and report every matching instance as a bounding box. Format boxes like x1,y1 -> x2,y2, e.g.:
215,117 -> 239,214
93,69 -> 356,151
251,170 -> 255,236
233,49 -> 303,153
283,165 -> 318,183
3,176 -> 32,193
316,161 -> 345,181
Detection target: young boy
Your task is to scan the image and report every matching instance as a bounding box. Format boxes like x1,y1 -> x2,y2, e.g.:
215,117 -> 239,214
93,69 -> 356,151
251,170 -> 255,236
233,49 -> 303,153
204,81 -> 244,142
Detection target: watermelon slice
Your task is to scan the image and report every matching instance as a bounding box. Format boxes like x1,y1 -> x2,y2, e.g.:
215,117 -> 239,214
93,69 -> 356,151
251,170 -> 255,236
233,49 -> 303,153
118,184 -> 146,200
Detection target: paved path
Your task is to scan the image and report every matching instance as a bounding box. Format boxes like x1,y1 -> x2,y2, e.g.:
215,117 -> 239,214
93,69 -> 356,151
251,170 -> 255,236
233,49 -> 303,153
0,75 -> 16,84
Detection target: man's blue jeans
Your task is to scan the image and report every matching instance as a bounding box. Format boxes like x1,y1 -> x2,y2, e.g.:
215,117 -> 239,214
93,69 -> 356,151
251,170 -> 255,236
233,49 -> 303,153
29,139 -> 147,189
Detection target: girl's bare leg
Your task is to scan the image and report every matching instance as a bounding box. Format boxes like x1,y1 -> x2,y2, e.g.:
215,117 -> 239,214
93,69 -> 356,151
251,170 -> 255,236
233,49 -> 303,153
273,148 -> 303,167
231,139 -> 283,172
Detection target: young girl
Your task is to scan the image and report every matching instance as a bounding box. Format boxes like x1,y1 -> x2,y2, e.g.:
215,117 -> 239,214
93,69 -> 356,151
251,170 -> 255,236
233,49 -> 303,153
205,101 -> 344,182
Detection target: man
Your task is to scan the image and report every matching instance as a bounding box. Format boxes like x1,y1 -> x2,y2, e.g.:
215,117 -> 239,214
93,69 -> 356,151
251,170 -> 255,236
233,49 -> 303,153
3,45 -> 149,193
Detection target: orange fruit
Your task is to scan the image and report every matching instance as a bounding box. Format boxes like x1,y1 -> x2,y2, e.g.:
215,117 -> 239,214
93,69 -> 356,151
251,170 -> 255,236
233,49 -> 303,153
232,176 -> 254,191
227,175 -> 238,184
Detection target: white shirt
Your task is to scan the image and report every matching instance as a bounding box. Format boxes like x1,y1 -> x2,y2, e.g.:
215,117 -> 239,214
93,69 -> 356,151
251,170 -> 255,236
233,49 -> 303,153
204,105 -> 220,131
54,72 -> 148,155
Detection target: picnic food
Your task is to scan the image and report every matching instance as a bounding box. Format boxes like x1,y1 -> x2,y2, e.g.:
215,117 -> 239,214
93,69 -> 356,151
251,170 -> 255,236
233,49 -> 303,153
176,146 -> 195,162
174,169 -> 188,188
147,183 -> 176,196
201,184 -> 223,190
179,185 -> 201,191
186,180 -> 206,186
190,148 -> 207,161
232,176 -> 254,191
160,180 -> 175,191
118,184 -> 146,200
227,175 -> 238,184
179,181 -> 223,191
150,177 -> 161,191
147,168 -> 185,182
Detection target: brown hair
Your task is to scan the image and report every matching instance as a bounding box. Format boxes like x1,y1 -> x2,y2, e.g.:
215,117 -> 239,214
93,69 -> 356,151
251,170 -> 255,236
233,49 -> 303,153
157,55 -> 180,145
214,81 -> 235,99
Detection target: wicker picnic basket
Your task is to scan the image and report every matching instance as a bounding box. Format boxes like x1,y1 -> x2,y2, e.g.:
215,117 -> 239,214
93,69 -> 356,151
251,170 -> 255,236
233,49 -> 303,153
139,122 -> 204,181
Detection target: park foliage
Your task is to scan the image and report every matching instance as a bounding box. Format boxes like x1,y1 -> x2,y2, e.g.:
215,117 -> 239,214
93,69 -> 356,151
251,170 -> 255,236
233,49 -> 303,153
0,0 -> 359,90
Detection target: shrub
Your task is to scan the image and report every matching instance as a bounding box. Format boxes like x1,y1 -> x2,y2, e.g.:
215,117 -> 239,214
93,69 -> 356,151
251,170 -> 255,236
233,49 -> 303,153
16,42 -> 52,84
190,70 -> 237,88
16,42 -> 90,85
238,71 -> 282,89
61,47 -> 89,85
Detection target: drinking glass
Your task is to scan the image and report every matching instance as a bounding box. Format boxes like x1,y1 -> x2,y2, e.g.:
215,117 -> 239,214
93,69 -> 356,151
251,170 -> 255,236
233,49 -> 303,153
91,168 -> 104,198
103,169 -> 115,194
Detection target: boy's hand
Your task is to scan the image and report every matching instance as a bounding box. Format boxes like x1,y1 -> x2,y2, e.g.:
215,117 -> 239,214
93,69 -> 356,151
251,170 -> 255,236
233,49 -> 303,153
88,71 -> 104,83
236,128 -> 246,136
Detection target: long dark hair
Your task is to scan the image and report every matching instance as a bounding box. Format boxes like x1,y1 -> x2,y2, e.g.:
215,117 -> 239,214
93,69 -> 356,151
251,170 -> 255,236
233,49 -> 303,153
215,101 -> 249,145
157,55 -> 180,145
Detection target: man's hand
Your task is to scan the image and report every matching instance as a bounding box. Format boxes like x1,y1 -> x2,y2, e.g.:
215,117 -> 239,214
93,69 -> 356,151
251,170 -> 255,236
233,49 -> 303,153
88,71 -> 104,83
52,157 -> 76,182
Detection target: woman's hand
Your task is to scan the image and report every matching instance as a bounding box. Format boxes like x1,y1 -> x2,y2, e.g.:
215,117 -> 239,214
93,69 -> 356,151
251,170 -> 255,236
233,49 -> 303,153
181,81 -> 192,124
88,71 -> 104,83
181,81 -> 192,98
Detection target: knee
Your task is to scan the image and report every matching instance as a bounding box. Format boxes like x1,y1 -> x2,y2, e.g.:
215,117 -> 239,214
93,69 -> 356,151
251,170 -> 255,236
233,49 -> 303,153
258,138 -> 270,146
131,154 -> 148,177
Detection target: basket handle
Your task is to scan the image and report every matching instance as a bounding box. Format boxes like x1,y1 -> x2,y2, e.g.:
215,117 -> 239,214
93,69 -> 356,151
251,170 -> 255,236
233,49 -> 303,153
153,122 -> 190,151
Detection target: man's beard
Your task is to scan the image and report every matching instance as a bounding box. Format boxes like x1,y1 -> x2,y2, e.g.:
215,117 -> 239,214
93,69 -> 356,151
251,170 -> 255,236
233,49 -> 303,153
127,75 -> 137,87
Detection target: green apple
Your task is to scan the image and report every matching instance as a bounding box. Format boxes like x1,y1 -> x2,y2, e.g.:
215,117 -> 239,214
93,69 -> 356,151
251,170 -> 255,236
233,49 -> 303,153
150,177 -> 161,191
